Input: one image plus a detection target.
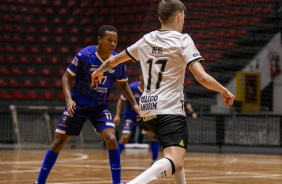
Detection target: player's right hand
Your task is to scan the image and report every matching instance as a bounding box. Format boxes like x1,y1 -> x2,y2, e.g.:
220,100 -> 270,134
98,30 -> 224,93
221,90 -> 234,108
113,115 -> 120,125
91,71 -> 103,86
66,99 -> 76,117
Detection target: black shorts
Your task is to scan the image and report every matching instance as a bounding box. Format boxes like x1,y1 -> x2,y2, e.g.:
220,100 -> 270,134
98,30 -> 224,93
144,115 -> 188,150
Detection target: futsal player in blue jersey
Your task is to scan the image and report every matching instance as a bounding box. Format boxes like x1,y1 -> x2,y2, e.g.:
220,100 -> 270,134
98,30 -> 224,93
34,25 -> 138,184
113,74 -> 159,164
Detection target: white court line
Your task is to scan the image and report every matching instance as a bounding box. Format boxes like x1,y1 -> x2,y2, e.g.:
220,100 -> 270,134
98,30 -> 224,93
0,153 -> 88,165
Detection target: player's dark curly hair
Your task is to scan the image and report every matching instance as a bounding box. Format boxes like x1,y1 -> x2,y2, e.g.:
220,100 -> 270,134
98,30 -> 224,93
158,0 -> 186,23
98,25 -> 117,38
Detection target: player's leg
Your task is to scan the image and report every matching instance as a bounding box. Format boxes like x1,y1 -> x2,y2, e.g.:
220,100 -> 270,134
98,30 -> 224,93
128,115 -> 188,184
118,119 -> 135,153
93,109 -> 122,184
36,106 -> 86,184
36,133 -> 69,184
147,130 -> 159,164
172,167 -> 186,184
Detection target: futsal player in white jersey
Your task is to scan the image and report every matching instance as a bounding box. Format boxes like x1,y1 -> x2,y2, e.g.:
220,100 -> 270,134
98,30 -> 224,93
92,0 -> 234,183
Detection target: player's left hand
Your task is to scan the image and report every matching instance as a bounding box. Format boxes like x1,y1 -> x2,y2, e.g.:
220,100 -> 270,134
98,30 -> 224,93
91,71 -> 103,86
133,104 -> 141,120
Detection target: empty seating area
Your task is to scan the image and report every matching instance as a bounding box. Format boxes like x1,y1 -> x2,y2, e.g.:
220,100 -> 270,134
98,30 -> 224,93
0,0 -> 280,108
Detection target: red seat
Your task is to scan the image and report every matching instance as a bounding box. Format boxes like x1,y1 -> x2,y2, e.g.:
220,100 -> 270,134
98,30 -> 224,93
37,79 -> 49,88
58,8 -> 69,15
52,17 -> 62,25
7,79 -> 20,87
6,56 -> 17,64
84,27 -> 95,34
10,67 -> 22,75
69,36 -> 79,44
29,46 -> 40,54
67,0 -> 77,7
39,36 -> 49,44
59,47 -> 70,54
72,9 -> 83,15
0,91 -> 11,100
80,0 -> 90,7
83,37 -> 94,44
11,90 -> 24,100
66,17 -> 77,25
54,36 -> 64,44
49,57 -> 60,65
26,90 -> 39,100
0,67 -> 9,75
25,67 -> 37,76
69,27 -> 80,34
44,46 -> 55,54
33,57 -> 45,65
52,79 -> 62,88
15,45 -> 26,53
57,91 -> 65,100
0,79 -> 7,87
40,26 -> 51,34
64,57 -> 73,65
53,0 -> 63,6
80,18 -> 90,25
40,68 -> 53,77
19,56 -> 30,65
85,8 -> 96,16
22,79 -> 34,88
45,8 -> 54,15
41,91 -> 54,100
56,68 -> 65,77
25,35 -> 36,43
37,17 -> 48,24
55,27 -> 66,34
0,55 -> 4,63
184,78 -> 193,86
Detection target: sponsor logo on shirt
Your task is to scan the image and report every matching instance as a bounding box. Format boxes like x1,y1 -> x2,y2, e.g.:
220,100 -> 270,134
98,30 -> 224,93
109,69 -> 115,73
140,95 -> 158,111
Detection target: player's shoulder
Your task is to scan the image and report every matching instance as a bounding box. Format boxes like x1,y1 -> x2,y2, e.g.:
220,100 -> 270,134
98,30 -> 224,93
77,45 -> 97,56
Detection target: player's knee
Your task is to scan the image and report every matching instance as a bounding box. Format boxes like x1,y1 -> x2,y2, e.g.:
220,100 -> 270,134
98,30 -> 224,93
105,134 -> 117,144
173,160 -> 184,173
50,140 -> 64,153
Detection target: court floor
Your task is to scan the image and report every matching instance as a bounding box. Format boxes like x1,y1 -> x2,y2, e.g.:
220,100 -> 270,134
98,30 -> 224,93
0,148 -> 282,184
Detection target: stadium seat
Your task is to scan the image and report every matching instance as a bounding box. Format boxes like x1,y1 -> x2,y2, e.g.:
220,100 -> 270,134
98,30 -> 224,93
57,91 -> 65,100
49,57 -> 60,65
8,79 -> 20,87
33,57 -> 45,65
85,8 -> 96,16
25,35 -> 36,43
55,27 -> 66,34
53,0 -> 63,6
80,18 -> 90,25
56,68 -> 65,77
44,46 -> 55,54
39,36 -> 49,44
83,37 -> 94,44
184,78 -> 193,86
26,26 -> 37,34
29,46 -> 40,54
11,90 -> 24,100
52,17 -> 62,25
26,90 -> 39,100
0,67 -> 9,75
15,45 -> 26,53
45,8 -> 54,15
37,17 -> 48,24
66,17 -> 77,25
0,55 -> 4,63
52,79 -> 62,88
37,79 -> 49,88
40,26 -> 51,34
84,27 -> 95,34
25,67 -> 37,76
59,47 -> 70,54
0,79 -> 7,87
93,0 -> 104,7
22,79 -> 34,88
80,0 -> 90,7
69,27 -> 80,34
54,36 -> 64,44
64,57 -> 73,65
58,8 -> 69,15
67,0 -> 77,7
41,91 -> 54,100
0,90 -> 11,100
72,8 -> 83,15
6,56 -> 17,64
10,67 -> 22,76
69,36 -> 79,44
31,7 -> 41,14
40,68 -> 53,77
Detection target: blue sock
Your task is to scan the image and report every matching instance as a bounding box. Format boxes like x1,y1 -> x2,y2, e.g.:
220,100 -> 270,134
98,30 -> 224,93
150,141 -> 159,162
37,149 -> 59,184
108,149 -> 121,184
117,142 -> 124,153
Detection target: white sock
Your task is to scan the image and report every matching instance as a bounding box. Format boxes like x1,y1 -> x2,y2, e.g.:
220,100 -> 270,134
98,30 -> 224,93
172,167 -> 186,184
128,158 -> 174,184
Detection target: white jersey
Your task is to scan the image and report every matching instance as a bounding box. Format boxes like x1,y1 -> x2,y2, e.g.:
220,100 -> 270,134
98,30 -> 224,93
126,30 -> 203,117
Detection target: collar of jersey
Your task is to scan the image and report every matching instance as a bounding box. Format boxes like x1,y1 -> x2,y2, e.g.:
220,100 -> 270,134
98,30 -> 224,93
157,29 -> 173,32
95,52 -> 113,63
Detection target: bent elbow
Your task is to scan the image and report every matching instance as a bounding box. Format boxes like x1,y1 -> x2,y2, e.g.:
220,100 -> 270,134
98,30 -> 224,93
195,75 -> 208,84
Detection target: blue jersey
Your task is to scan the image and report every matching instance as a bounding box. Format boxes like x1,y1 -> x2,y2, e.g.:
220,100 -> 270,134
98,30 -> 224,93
121,81 -> 143,119
67,45 -> 128,108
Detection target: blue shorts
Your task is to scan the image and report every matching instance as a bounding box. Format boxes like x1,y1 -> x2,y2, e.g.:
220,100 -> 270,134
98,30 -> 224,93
122,116 -> 149,134
56,106 -> 115,136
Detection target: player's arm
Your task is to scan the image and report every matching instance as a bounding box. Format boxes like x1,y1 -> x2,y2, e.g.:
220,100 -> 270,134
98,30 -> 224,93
92,50 -> 131,86
113,96 -> 126,125
62,71 -> 76,117
185,103 -> 197,119
189,62 -> 234,108
118,81 -> 140,115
